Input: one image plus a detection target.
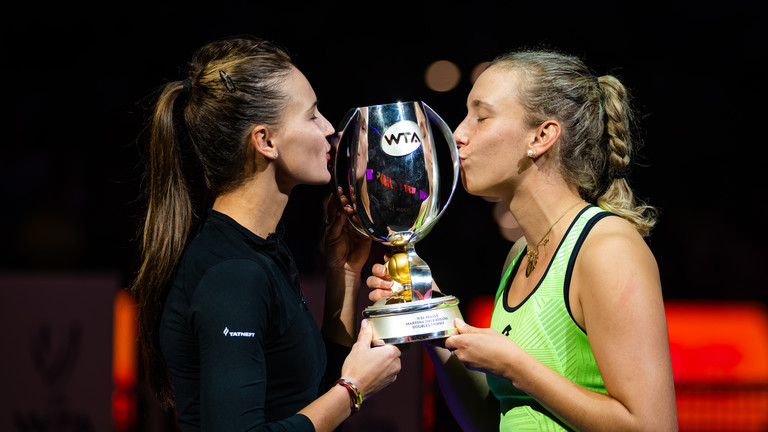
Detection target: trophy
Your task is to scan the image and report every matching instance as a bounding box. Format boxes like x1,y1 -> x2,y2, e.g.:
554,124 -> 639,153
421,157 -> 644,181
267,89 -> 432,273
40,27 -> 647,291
333,101 -> 462,344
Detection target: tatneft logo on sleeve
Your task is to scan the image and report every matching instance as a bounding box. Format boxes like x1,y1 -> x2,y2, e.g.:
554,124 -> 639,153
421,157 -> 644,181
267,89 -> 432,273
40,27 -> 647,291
223,327 -> 255,337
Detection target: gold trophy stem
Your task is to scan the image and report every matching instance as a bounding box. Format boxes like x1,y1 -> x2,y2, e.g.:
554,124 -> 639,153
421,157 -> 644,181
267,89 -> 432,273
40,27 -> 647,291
387,245 -> 412,303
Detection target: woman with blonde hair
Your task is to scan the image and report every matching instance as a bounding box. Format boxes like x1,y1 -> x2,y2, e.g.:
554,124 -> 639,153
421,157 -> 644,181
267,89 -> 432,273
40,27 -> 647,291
368,49 -> 677,431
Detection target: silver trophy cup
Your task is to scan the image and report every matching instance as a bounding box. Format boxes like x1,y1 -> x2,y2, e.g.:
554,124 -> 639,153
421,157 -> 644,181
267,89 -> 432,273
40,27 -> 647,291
333,101 -> 463,344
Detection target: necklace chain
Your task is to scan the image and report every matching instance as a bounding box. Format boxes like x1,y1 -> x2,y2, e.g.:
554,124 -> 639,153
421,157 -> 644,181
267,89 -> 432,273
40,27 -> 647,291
525,201 -> 583,277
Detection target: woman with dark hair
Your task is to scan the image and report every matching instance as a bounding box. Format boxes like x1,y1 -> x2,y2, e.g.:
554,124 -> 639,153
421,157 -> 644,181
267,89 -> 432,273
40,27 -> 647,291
368,50 -> 677,431
132,37 -> 401,431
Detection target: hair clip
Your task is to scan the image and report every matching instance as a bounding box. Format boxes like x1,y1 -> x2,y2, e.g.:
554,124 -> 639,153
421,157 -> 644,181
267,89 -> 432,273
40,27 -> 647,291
181,79 -> 193,95
219,70 -> 237,93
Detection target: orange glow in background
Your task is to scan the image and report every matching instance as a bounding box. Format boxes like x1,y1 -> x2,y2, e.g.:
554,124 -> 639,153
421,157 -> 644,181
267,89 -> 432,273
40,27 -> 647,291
667,301 -> 768,431
113,289 -> 138,431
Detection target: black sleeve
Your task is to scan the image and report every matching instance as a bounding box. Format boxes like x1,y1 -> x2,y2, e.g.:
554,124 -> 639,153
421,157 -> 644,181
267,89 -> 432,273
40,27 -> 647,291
191,259 -> 315,432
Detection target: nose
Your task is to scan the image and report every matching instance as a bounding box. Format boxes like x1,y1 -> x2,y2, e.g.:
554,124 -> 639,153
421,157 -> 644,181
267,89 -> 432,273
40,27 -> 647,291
320,113 -> 335,138
453,121 -> 468,148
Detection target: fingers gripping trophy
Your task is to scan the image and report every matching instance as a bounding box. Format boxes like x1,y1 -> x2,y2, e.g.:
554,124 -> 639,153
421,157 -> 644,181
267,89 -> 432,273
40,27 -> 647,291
333,101 -> 463,344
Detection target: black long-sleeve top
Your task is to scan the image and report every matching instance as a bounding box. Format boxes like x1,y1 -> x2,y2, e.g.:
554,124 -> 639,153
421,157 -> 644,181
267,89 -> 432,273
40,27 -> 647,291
160,210 -> 341,431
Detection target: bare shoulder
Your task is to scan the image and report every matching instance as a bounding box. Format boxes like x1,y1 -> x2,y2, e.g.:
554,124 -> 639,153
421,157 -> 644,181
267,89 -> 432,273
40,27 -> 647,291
580,215 -> 658,273
572,214 -> 663,322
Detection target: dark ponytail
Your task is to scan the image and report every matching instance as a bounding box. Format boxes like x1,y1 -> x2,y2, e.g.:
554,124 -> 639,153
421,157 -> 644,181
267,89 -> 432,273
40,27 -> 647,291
131,37 -> 294,408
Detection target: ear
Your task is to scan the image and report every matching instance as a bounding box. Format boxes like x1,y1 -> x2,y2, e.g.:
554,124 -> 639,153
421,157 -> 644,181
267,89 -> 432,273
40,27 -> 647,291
527,120 -> 561,158
249,125 -> 278,160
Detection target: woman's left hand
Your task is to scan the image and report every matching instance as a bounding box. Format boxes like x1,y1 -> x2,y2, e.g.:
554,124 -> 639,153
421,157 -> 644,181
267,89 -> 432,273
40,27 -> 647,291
323,189 -> 371,274
443,318 -> 519,379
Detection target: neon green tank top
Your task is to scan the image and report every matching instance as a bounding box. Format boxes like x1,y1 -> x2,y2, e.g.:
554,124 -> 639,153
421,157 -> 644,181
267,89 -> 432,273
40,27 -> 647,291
488,205 -> 613,431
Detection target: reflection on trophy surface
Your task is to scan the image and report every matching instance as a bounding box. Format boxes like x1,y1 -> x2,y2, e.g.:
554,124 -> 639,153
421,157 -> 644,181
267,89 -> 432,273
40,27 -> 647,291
333,101 -> 463,344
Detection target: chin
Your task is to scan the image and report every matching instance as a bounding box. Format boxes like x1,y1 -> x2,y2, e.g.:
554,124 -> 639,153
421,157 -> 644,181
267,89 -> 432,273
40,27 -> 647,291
309,171 -> 332,186
460,173 -> 482,196
462,179 -> 495,198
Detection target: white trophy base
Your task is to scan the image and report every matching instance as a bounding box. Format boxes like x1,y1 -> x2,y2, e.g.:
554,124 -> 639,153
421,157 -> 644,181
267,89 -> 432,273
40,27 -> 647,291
362,293 -> 463,344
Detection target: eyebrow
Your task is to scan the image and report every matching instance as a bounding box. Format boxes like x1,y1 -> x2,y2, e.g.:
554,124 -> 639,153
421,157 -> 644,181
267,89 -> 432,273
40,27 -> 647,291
469,99 -> 494,109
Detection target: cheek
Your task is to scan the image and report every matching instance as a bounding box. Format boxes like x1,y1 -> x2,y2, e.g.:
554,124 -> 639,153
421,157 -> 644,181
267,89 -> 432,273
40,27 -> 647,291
472,130 -> 506,159
464,148 -> 516,193
486,125 -> 526,158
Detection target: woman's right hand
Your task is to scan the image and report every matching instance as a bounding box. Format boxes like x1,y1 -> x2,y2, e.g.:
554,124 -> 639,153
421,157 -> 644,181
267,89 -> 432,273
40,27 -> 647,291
340,319 -> 401,401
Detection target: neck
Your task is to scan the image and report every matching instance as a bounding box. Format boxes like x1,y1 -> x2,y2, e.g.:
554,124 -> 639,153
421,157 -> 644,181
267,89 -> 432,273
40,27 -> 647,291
506,177 -> 584,247
212,175 -> 290,238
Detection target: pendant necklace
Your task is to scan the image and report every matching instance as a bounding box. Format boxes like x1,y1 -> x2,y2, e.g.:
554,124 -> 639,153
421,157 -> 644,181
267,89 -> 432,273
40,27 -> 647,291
525,201 -> 583,277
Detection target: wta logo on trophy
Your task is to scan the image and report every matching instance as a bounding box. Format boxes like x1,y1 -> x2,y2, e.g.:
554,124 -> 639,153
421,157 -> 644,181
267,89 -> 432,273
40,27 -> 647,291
381,120 -> 423,157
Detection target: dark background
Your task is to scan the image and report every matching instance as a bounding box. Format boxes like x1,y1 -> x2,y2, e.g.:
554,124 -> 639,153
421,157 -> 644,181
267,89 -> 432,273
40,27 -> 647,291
3,1 -> 765,303
2,4 -> 767,429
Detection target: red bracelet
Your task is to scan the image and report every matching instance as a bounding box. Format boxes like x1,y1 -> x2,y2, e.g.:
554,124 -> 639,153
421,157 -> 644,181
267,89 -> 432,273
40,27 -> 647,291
335,378 -> 362,414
